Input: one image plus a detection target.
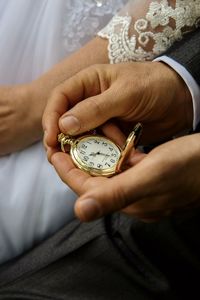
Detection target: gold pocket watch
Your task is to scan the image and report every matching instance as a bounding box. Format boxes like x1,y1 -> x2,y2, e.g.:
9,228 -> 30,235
58,123 -> 142,177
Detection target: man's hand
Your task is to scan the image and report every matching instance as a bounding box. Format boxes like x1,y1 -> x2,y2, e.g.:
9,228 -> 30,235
51,133 -> 200,222
43,62 -> 193,161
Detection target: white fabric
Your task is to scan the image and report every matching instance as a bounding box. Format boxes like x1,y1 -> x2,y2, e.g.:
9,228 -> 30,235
0,0 -> 125,264
98,0 -> 200,64
0,0 -> 125,84
155,56 -> 200,130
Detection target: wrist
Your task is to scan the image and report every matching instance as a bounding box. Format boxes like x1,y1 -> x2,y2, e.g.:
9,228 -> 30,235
172,66 -> 193,133
183,80 -> 193,131
157,62 -> 193,135
21,82 -> 45,140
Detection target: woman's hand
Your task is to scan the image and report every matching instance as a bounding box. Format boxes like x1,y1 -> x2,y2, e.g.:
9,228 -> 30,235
0,37 -> 109,155
43,62 -> 193,161
0,85 -> 44,155
50,133 -> 200,222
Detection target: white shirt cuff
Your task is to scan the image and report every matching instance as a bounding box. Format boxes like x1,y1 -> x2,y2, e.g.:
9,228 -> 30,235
154,55 -> 200,130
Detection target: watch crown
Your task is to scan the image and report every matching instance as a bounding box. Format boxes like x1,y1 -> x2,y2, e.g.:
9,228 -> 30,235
57,133 -> 74,152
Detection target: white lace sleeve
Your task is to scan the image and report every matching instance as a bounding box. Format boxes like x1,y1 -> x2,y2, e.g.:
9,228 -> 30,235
97,0 -> 200,63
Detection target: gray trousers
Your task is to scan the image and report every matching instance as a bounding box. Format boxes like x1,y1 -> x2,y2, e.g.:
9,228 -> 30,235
0,210 -> 200,299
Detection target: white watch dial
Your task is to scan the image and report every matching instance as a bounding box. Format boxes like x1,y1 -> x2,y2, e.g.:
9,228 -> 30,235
76,136 -> 121,170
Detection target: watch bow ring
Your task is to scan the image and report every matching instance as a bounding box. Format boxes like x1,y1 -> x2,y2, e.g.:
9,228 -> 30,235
57,123 -> 142,177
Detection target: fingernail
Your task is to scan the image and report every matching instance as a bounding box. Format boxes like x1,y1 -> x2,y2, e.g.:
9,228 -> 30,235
43,131 -> 48,147
76,198 -> 102,221
43,130 -> 48,139
47,149 -> 52,164
60,116 -> 80,135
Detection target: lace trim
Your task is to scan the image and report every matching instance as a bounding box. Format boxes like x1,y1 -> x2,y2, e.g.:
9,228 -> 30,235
98,0 -> 200,63
62,0 -> 126,54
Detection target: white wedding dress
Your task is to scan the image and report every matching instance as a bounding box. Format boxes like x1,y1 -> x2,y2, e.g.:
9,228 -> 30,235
0,0 -> 125,264
1,0 -> 200,265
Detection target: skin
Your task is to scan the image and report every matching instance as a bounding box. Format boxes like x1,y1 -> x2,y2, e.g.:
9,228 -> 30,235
43,62 -> 193,157
1,0 -> 198,156
42,61 -> 197,222
0,37 -> 108,155
50,133 -> 200,222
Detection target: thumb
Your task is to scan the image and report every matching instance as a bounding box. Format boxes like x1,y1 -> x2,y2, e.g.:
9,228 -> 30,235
74,166 -> 144,222
59,87 -> 118,135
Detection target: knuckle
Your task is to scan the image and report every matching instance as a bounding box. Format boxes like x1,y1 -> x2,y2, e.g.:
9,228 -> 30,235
92,64 -> 103,71
75,97 -> 103,121
83,177 -> 98,194
112,183 -> 129,210
41,114 -> 46,129
50,87 -> 59,98
78,65 -> 99,81
51,84 -> 68,103
88,64 -> 109,92
90,97 -> 104,116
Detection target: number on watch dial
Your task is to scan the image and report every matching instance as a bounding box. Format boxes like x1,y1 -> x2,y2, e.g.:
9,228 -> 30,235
76,137 -> 121,170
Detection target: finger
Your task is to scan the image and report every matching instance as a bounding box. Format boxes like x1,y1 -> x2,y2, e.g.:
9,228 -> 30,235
51,152 -> 90,195
59,86 -> 120,136
128,151 -> 147,166
43,64 -> 115,145
51,152 -> 106,195
42,88 -> 69,148
101,122 -> 144,168
74,148 -> 173,222
74,157 -> 156,221
100,122 -> 126,148
101,124 -> 146,167
42,66 -> 101,147
43,130 -> 59,163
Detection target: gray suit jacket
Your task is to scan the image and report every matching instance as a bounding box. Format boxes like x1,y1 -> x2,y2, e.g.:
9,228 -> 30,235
0,29 -> 200,300
165,29 -> 200,85
166,28 -> 200,132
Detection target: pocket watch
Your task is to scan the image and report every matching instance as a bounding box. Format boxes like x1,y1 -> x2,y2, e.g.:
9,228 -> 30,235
57,123 -> 142,177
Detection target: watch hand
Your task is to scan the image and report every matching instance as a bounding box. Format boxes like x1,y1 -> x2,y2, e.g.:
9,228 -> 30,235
89,152 -> 110,160
99,153 -> 110,157
90,152 -> 108,156
89,152 -> 97,157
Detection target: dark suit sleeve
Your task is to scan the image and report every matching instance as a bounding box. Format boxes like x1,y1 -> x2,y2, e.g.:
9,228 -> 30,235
163,29 -> 200,86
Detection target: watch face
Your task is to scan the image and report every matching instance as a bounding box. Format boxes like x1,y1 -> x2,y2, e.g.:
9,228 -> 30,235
71,135 -> 121,176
